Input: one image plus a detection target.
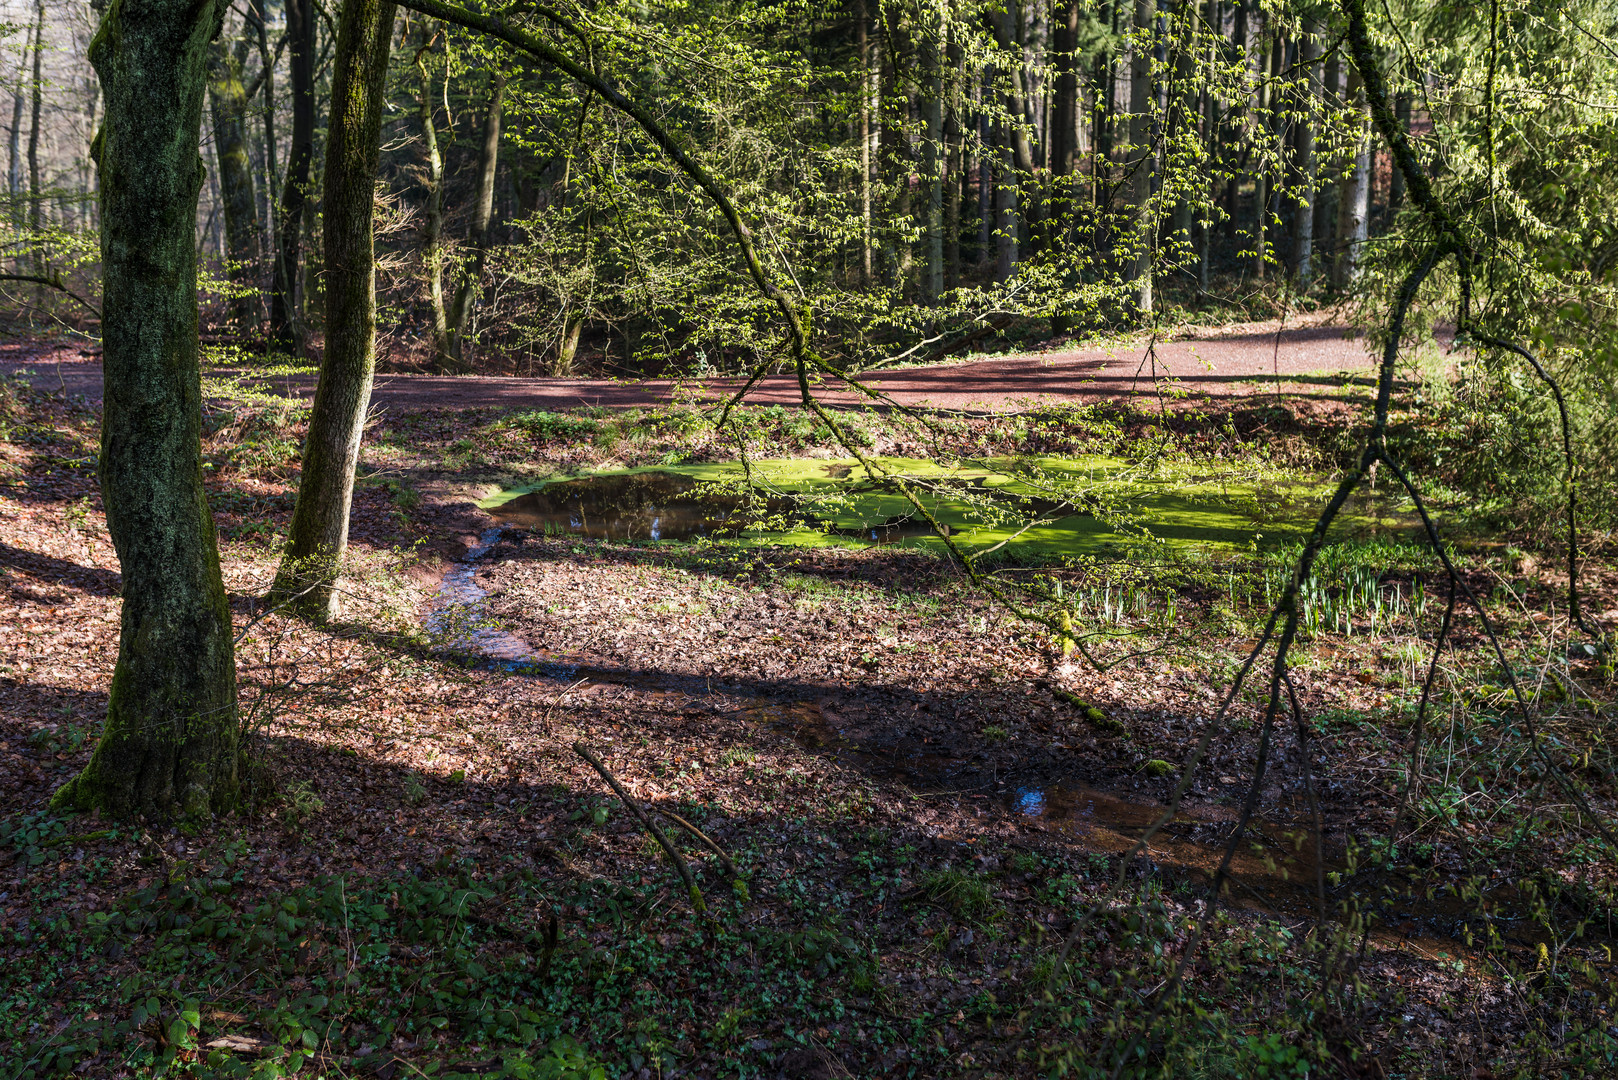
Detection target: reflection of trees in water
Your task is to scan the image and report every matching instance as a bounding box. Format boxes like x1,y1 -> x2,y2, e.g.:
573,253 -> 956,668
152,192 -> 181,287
490,472 -> 792,540
489,470 -> 1077,544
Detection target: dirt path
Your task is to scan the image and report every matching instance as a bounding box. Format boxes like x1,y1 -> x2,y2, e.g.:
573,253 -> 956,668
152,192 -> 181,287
0,320 -> 1382,415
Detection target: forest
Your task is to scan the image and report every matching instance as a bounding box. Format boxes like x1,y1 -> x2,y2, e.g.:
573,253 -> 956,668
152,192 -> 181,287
0,0 -> 1616,1076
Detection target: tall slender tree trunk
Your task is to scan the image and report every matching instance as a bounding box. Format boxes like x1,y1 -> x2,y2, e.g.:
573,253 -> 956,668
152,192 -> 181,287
27,0 -> 44,256
857,0 -> 874,287
1293,18 -> 1318,291
1319,44 -> 1341,280
1390,81 -> 1410,212
1253,25 -> 1281,280
248,0 -> 277,267
8,19 -> 30,221
270,0 -> 315,352
444,71 -> 507,368
81,68 -> 102,235
417,45 -> 448,359
53,0 -> 239,821
944,35 -> 963,292
995,121 -> 1018,280
988,6 -> 1044,253
1048,0 -> 1079,333
274,0 -> 398,619
977,83 -> 992,268
1128,0 -> 1154,313
1223,0 -> 1245,252
1049,0 -> 1079,235
208,35 -> 261,330
922,11 -> 944,303
1335,65 -> 1370,287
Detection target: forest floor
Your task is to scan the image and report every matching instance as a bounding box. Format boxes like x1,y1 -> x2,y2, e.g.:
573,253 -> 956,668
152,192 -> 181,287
1,324 -> 1615,1079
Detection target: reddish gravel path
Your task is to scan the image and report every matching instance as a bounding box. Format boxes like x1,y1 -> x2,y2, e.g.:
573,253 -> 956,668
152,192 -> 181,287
1,322 -> 1380,415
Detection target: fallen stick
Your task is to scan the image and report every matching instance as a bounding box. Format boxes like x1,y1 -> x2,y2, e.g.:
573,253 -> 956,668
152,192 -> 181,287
656,808 -> 745,894
572,742 -> 707,915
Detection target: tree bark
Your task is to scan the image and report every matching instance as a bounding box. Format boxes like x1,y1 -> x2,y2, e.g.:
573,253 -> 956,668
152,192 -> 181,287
207,32 -> 261,330
53,0 -> 239,821
444,71 -> 507,368
274,0 -> 398,619
270,0 -> 316,352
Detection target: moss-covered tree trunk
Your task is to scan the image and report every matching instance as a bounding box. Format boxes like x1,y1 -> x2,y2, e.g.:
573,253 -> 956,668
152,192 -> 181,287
207,35 -> 261,330
273,0 -> 396,619
53,0 -> 239,821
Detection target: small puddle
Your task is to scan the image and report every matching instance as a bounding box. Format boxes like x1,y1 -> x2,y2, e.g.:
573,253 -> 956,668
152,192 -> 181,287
1012,782 -> 1329,915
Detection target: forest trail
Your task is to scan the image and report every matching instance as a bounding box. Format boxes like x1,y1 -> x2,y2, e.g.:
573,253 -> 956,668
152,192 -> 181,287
0,320 -> 1383,415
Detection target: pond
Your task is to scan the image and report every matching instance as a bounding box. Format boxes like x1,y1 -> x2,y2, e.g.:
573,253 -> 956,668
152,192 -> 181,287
481,456 -> 1408,558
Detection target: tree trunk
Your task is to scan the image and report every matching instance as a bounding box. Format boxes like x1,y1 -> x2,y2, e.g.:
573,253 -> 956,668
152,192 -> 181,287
1319,43 -> 1341,281
1129,0 -> 1154,313
416,44 -> 448,361
977,82 -> 992,268
207,34 -> 261,330
27,0 -> 43,254
444,72 -> 507,368
274,0 -> 398,619
1223,0 -> 1245,252
1048,0 -> 1079,333
52,0 -> 239,822
1390,82 -> 1410,212
248,0 -> 277,271
943,38 -> 962,292
1335,65 -> 1370,287
8,18 -> 29,220
987,6 -> 1044,253
556,313 -> 584,374
1253,26 -> 1282,281
922,11 -> 944,303
1293,18 -> 1319,291
995,121 -> 1018,280
857,0 -> 874,287
270,0 -> 316,352
1049,0 -> 1078,234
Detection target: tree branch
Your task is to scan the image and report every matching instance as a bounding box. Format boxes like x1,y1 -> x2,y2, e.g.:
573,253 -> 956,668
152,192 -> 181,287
0,273 -> 101,318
